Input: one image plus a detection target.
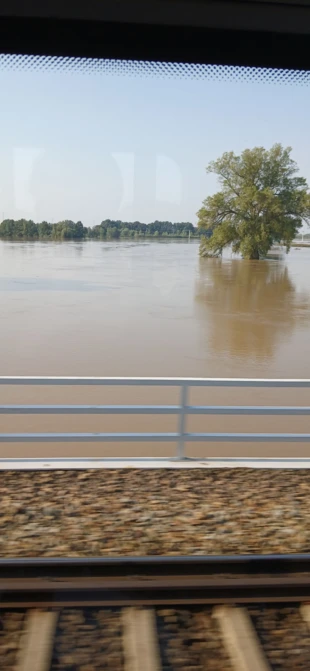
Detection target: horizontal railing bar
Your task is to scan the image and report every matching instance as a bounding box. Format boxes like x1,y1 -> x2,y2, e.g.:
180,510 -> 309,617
0,405 -> 181,415
0,433 -> 179,442
1,405 -> 309,415
0,433 -> 310,443
0,377 -> 310,387
185,433 -> 310,442
187,406 -> 310,415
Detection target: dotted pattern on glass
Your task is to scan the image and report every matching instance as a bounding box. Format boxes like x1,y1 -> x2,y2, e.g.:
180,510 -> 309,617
0,54 -> 309,84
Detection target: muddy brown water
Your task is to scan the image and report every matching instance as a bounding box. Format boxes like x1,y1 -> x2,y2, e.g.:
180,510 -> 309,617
0,239 -> 310,459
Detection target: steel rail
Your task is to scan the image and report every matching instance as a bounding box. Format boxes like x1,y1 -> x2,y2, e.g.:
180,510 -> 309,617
1,554 -> 310,607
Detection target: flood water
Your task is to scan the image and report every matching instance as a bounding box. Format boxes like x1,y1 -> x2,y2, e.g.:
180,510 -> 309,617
1,239 -> 310,458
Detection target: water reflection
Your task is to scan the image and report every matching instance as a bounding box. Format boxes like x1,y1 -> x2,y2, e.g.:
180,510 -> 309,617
195,258 -> 310,361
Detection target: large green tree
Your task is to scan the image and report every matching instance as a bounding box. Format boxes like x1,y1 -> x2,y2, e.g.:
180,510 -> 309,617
198,144 -> 310,259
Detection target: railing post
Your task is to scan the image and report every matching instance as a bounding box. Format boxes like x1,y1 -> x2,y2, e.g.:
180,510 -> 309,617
177,383 -> 188,459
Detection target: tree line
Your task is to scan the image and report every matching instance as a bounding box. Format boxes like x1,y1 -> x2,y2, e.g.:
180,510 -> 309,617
0,219 -> 202,240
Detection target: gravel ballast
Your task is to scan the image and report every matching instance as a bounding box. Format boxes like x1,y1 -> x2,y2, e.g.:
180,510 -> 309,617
156,607 -> 232,671
51,608 -> 124,671
249,606 -> 310,671
0,611 -> 25,670
0,468 -> 310,557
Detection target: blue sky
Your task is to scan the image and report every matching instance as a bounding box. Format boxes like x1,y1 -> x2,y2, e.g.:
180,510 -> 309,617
0,63 -> 310,227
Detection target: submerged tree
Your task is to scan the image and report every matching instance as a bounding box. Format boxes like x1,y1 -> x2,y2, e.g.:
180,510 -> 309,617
198,144 -> 310,259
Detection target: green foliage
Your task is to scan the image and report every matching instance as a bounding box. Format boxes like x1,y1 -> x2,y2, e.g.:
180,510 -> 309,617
90,220 -> 199,239
199,235 -> 216,257
0,219 -> 87,240
0,219 -> 38,238
198,144 -> 310,259
51,220 -> 85,240
0,219 -> 200,241
38,221 -> 53,238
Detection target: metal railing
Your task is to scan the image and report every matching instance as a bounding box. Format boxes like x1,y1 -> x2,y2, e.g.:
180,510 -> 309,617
0,376 -> 310,459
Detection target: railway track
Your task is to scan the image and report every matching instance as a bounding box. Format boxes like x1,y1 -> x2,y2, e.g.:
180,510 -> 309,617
1,554 -> 310,670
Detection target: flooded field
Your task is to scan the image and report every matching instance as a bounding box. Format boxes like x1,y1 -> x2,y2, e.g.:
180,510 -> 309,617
0,239 -> 310,458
